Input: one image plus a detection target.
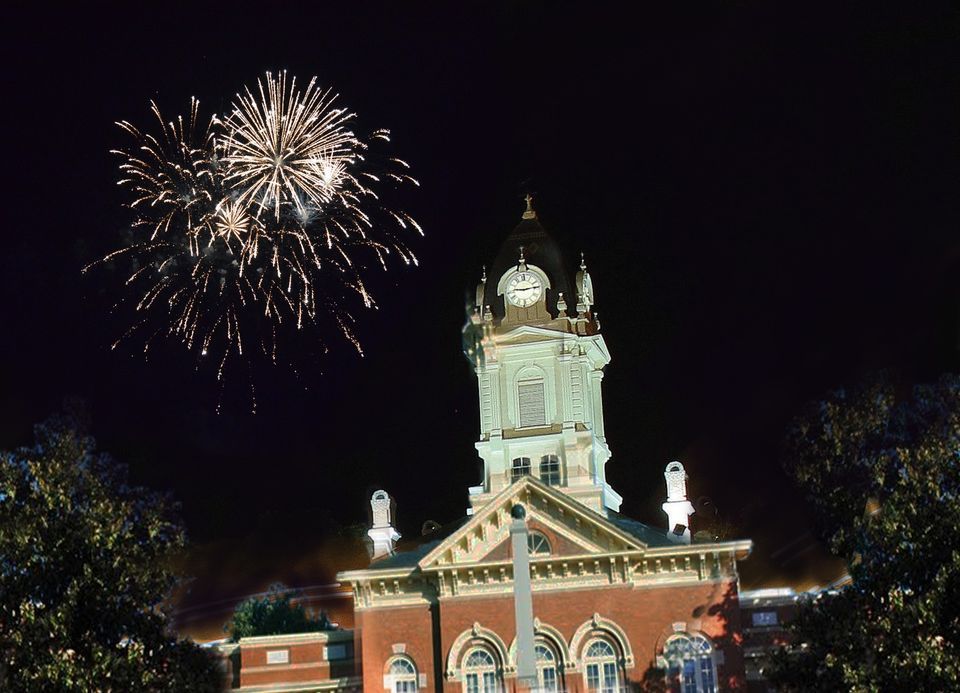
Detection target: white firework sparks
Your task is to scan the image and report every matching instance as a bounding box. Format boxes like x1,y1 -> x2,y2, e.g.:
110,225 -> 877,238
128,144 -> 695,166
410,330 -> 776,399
86,72 -> 421,402
222,71 -> 357,221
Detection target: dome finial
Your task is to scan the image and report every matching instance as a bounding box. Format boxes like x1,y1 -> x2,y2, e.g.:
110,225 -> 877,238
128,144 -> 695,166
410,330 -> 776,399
580,251 -> 587,271
522,193 -> 537,220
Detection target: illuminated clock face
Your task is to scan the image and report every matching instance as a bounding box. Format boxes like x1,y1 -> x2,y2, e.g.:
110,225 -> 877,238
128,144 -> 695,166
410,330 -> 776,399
506,271 -> 544,307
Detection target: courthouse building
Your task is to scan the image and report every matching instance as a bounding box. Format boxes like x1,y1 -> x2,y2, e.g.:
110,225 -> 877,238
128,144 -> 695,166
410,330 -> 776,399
219,201 -> 755,692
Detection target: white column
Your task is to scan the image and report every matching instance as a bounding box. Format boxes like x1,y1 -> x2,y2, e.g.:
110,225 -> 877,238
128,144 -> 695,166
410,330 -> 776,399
510,505 -> 537,688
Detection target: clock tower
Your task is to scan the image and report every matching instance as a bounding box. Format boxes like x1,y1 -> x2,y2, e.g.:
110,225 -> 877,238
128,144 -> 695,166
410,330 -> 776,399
464,197 -> 622,515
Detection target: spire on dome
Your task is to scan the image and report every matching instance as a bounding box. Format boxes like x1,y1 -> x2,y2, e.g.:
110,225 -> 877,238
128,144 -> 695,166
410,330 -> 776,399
576,252 -> 594,311
481,196 -> 573,321
522,193 -> 537,220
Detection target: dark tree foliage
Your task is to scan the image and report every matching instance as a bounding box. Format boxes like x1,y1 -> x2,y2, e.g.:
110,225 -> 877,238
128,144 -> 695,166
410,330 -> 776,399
226,583 -> 334,641
769,375 -> 960,691
0,414 -> 222,692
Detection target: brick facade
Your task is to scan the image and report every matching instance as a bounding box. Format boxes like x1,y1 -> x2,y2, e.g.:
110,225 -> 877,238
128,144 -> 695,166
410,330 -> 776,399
350,579 -> 745,693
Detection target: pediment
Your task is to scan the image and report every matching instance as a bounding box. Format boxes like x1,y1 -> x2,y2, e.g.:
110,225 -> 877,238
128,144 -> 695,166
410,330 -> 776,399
494,324 -> 568,343
417,477 -> 646,571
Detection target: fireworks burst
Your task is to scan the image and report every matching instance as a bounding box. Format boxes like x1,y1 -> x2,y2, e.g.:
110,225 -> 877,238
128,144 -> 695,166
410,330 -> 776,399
86,71 -> 421,402
222,72 -> 356,221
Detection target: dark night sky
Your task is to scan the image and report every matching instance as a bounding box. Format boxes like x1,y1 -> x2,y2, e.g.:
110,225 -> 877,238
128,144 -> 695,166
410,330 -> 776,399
2,3 -> 959,630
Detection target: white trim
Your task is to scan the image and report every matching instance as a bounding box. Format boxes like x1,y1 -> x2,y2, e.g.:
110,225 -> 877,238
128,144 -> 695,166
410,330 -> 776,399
569,614 -> 635,669
446,624 -> 512,680
507,621 -> 572,670
238,630 -> 353,646
384,654 -> 419,692
265,649 -> 289,665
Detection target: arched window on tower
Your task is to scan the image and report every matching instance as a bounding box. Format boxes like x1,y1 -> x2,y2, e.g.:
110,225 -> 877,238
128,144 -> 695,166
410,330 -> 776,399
517,378 -> 546,428
511,457 -> 531,482
663,633 -> 717,693
387,657 -> 418,693
583,639 -> 622,693
462,648 -> 502,693
539,455 -> 561,486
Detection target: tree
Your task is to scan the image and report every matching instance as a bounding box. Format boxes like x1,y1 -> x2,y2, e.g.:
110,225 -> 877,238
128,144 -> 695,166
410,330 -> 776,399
0,413 -> 222,691
226,583 -> 333,642
768,374 -> 960,691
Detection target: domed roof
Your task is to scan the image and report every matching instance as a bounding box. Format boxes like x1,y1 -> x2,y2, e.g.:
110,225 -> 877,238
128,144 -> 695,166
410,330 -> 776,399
480,200 -> 574,318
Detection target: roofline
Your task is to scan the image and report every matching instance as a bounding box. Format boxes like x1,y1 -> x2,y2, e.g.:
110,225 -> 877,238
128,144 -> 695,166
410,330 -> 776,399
229,630 -> 354,647
337,566 -> 416,581
644,539 -> 753,559
336,539 -> 752,582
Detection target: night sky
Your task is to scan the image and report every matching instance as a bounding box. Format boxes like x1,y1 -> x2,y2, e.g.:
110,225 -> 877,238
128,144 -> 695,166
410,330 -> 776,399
2,3 -> 958,636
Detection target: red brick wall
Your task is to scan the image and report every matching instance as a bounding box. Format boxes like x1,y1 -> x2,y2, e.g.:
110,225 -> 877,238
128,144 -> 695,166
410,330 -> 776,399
356,603 -> 437,693
360,579 -> 744,692
240,640 -> 330,687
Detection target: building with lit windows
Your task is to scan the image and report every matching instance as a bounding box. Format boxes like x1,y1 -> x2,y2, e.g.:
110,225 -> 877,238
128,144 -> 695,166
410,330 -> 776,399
217,200 -> 756,692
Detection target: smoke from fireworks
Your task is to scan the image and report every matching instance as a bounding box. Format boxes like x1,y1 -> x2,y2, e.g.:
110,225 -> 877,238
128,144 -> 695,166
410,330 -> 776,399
86,72 -> 421,401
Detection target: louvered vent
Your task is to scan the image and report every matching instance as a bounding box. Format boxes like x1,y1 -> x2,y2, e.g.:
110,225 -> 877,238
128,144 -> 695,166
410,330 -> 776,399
518,381 -> 546,428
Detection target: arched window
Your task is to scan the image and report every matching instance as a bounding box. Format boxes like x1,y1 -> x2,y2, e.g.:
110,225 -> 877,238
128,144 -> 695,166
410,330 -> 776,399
462,648 -> 501,693
535,643 -> 562,692
663,634 -> 717,693
511,457 -> 531,482
583,639 -> 622,693
527,531 -> 551,556
517,378 -> 546,428
539,455 -> 561,486
387,657 -> 418,693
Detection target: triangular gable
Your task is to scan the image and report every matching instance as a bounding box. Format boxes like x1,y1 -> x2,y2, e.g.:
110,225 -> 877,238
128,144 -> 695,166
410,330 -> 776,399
417,476 -> 647,571
494,324 -> 569,344
475,514 -> 598,562
493,325 -> 610,362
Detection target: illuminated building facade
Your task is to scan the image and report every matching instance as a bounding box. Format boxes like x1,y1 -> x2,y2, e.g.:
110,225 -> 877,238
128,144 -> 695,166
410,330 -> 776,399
219,201 -> 755,692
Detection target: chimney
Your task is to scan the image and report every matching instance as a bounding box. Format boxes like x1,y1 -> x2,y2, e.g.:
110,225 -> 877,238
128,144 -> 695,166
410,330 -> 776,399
661,462 -> 695,544
368,490 -> 401,561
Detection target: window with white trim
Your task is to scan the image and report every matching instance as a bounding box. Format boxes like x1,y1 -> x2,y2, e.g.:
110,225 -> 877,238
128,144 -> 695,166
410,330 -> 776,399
539,455 -> 561,486
535,642 -> 562,692
518,380 -> 546,428
388,656 -> 418,693
583,639 -> 622,693
663,633 -> 717,693
511,457 -> 531,483
462,648 -> 501,693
